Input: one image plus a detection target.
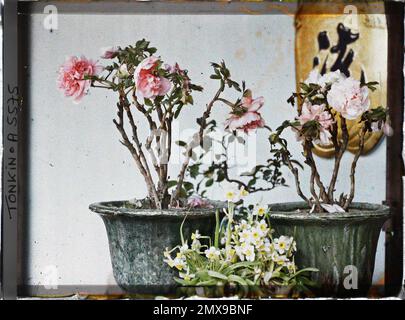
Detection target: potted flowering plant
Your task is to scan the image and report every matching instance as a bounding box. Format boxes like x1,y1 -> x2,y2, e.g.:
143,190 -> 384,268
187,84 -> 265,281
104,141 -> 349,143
164,190 -> 317,298
268,69 -> 391,296
57,39 -> 286,293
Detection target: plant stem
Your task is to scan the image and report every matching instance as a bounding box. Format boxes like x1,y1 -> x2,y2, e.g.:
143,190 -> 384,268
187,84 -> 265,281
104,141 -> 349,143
304,141 -> 322,212
113,94 -> 161,208
225,202 -> 234,260
280,146 -> 311,207
306,142 -> 328,203
344,126 -> 366,210
170,82 -> 225,206
328,117 -> 349,202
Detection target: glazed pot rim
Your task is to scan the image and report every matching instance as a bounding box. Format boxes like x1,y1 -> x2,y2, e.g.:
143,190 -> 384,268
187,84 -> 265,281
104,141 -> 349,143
89,200 -> 225,218
268,201 -> 390,221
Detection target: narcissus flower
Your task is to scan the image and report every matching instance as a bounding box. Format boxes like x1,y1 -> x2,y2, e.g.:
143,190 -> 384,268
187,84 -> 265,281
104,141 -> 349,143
253,204 -> 267,217
224,186 -> 249,203
204,247 -> 221,261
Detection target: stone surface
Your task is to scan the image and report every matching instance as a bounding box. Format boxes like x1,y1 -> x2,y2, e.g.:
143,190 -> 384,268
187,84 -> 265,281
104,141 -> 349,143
269,202 -> 391,297
89,200 -> 220,294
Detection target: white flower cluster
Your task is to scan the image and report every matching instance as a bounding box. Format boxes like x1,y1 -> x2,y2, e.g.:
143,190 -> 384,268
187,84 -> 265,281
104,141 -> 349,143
223,206 -> 298,283
163,190 -> 300,286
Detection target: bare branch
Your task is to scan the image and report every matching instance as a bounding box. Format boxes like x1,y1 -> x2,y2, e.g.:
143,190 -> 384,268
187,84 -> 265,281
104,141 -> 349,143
170,82 -> 225,206
305,141 -> 322,212
113,93 -> 161,208
282,151 -> 311,207
306,142 -> 328,203
344,126 -> 366,210
328,117 -> 349,202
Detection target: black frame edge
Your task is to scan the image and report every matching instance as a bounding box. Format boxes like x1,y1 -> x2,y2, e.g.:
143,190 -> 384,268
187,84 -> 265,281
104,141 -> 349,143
385,0 -> 405,297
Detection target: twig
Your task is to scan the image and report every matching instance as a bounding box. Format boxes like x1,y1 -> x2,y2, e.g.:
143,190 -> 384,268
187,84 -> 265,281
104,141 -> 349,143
113,99 -> 161,208
306,142 -> 328,202
328,117 -> 349,202
170,82 -> 225,206
344,126 -> 366,210
305,141 -> 322,212
281,151 -> 311,207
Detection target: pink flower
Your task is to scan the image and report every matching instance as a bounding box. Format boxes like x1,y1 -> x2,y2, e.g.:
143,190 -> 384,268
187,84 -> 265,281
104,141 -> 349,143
165,62 -> 183,75
57,56 -> 102,103
327,77 -> 370,120
165,62 -> 190,91
187,195 -> 213,209
224,92 -> 265,133
134,56 -> 172,102
100,46 -> 119,59
296,102 -> 333,145
371,120 -> 394,137
298,102 -> 333,130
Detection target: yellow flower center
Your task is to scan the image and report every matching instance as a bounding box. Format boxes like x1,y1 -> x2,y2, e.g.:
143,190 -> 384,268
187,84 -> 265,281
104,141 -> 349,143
240,189 -> 249,197
226,191 -> 235,200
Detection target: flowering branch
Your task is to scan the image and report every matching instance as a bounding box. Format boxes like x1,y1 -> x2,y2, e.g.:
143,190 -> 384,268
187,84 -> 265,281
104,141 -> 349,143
271,70 -> 392,213
344,126 -> 367,210
327,117 -> 349,202
170,82 -> 225,207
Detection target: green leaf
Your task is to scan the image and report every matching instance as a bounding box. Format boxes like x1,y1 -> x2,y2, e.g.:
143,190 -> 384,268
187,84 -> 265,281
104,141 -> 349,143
196,279 -> 218,286
205,178 -> 214,187
183,181 -> 194,191
228,275 -> 247,286
174,278 -> 194,286
224,261 -> 259,272
144,98 -> 153,107
217,170 -> 225,182
288,268 -> 319,280
207,271 -> 228,281
167,180 -> 178,189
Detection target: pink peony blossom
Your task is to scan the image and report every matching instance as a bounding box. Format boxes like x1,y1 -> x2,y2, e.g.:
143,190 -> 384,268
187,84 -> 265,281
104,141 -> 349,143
57,55 -> 102,103
298,102 -> 333,130
297,101 -> 333,145
327,77 -> 370,120
134,56 -> 172,102
224,92 -> 265,133
187,195 -> 213,209
100,46 -> 119,59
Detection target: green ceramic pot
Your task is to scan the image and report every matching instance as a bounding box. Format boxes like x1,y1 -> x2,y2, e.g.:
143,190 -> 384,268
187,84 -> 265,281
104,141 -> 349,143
269,202 -> 390,297
90,200 -> 220,295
